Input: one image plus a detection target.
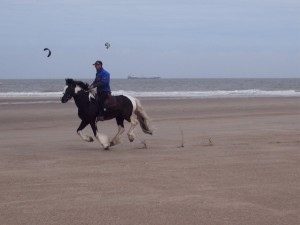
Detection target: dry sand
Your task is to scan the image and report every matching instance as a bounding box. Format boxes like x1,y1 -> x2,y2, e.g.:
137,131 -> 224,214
0,97 -> 299,225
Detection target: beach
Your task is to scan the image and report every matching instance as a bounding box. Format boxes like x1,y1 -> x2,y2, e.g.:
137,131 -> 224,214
0,97 -> 299,225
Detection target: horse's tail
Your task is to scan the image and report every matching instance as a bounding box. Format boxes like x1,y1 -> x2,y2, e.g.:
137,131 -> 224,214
134,98 -> 153,135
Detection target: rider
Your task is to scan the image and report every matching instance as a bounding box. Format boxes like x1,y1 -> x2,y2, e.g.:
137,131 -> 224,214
88,60 -> 111,121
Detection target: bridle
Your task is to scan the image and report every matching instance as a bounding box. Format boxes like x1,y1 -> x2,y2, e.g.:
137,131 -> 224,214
62,83 -> 94,103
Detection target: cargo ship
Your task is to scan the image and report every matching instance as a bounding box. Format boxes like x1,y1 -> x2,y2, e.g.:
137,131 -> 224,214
128,75 -> 160,79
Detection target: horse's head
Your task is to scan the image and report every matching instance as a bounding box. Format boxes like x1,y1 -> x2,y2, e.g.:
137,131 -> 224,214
61,79 -> 76,103
61,78 -> 89,103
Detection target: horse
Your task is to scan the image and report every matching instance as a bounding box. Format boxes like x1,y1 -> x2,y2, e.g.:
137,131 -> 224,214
61,78 -> 153,150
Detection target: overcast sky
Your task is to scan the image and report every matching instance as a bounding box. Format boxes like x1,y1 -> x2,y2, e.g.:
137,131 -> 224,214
0,0 -> 299,79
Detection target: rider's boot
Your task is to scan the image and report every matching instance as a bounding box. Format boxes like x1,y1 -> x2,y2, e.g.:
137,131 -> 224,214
97,108 -> 106,121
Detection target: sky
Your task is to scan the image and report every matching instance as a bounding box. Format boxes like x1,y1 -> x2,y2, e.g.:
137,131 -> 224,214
0,0 -> 299,79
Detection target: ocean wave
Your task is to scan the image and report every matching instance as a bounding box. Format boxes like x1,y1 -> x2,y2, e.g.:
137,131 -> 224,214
0,89 -> 300,98
0,92 -> 62,97
112,89 -> 300,98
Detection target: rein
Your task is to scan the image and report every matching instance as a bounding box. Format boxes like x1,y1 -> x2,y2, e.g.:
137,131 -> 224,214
76,88 -> 96,101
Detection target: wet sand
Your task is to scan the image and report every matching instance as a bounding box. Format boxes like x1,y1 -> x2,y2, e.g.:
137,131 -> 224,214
0,97 -> 299,225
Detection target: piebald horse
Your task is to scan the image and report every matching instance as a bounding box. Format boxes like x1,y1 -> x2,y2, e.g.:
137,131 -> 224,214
61,79 -> 152,150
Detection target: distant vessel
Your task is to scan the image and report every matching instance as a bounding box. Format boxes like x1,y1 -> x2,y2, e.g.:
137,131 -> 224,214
128,75 -> 160,79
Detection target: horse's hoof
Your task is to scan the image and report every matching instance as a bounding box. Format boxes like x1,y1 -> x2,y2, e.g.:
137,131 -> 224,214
128,135 -> 135,142
89,137 -> 94,142
104,146 -> 110,150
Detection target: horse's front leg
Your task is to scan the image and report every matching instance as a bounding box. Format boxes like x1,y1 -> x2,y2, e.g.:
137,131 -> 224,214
90,121 -> 110,150
77,120 -> 94,142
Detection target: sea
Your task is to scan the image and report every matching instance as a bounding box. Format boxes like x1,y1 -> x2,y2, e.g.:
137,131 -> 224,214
0,78 -> 300,102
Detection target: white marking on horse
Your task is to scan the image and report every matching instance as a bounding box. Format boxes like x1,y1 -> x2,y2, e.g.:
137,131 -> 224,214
127,117 -> 138,142
122,95 -> 139,142
77,130 -> 93,142
111,125 -> 125,146
124,95 -> 137,113
95,132 -> 110,149
89,93 -> 95,101
75,85 -> 82,94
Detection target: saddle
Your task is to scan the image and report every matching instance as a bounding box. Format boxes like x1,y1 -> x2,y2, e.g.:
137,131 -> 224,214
104,94 -> 118,109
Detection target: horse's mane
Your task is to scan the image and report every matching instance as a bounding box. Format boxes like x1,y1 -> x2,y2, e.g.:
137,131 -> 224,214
65,78 -> 89,91
75,80 -> 89,91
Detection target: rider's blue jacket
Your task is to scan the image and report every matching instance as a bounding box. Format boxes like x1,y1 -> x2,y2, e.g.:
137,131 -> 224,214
91,68 -> 111,93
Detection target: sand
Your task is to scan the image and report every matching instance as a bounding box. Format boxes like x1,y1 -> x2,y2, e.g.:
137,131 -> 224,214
0,97 -> 299,225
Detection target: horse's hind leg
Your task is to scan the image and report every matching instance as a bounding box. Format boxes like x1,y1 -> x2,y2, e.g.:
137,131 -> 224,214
127,116 -> 138,142
77,120 -> 93,142
110,117 -> 125,147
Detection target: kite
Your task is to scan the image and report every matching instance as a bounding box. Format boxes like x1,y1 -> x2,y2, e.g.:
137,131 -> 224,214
43,48 -> 51,57
105,42 -> 110,49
